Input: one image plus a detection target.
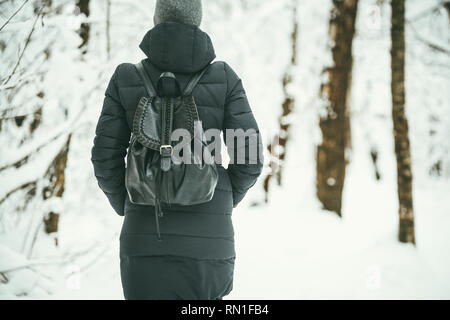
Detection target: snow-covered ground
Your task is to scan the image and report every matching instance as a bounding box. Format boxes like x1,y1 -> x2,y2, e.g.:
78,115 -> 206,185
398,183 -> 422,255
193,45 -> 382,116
230,170 -> 450,299
1,0 -> 449,299
4,173 -> 449,299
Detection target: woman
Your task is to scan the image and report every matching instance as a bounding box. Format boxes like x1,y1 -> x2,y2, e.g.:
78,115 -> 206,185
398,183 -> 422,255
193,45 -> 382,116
91,0 -> 263,300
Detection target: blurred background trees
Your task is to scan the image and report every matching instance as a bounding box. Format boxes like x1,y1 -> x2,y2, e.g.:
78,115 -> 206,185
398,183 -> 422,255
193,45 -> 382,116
263,1 -> 298,202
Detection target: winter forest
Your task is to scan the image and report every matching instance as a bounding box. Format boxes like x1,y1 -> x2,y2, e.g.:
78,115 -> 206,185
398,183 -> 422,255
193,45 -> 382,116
0,0 -> 449,299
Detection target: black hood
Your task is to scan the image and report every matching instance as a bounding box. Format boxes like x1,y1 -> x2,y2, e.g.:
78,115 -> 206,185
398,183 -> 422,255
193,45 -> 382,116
139,22 -> 216,74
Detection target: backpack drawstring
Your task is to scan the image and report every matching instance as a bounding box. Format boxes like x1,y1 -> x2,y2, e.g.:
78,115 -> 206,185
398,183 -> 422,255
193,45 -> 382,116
154,97 -> 173,242
154,168 -> 163,241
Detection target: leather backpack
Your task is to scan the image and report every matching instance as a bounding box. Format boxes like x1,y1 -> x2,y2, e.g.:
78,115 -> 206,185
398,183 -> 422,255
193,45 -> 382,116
125,60 -> 218,240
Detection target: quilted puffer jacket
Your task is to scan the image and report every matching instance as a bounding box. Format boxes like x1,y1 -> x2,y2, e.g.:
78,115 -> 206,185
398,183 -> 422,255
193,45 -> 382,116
91,21 -> 263,299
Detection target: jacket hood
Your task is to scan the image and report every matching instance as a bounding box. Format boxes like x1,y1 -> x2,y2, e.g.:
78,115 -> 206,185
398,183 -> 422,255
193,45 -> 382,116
139,21 -> 216,74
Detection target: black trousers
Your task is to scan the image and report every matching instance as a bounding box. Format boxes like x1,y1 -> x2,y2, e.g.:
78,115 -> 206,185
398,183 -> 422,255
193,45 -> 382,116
120,255 -> 235,300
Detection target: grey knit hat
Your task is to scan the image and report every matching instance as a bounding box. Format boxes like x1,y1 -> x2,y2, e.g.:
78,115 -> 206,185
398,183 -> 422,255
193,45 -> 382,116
154,0 -> 202,27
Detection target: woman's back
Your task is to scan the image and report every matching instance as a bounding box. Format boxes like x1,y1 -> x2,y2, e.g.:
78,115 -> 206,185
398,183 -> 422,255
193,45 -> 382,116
91,4 -> 263,300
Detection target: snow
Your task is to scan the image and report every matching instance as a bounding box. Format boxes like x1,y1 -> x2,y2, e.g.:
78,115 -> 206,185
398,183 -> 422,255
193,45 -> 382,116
1,0 -> 450,300
231,187 -> 450,299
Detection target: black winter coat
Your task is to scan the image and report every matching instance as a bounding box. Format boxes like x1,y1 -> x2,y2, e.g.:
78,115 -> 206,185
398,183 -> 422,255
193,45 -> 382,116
91,22 -> 263,299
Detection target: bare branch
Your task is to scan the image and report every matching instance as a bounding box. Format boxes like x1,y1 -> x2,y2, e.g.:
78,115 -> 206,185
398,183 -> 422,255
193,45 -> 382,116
0,233 -> 118,274
0,111 -> 42,121
0,272 -> 8,283
407,1 -> 445,21
0,257 -> 64,273
407,20 -> 450,55
0,77 -> 104,172
0,127 -> 69,172
0,180 -> 37,205
0,0 -> 30,32
1,5 -> 43,86
27,219 -> 43,259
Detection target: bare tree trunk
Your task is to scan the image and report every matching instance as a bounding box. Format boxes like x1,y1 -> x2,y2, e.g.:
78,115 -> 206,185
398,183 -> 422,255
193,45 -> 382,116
76,0 -> 90,53
38,2 -> 90,242
106,0 -> 111,60
316,0 -> 358,216
263,2 -> 298,202
42,134 -> 72,246
391,0 -> 415,244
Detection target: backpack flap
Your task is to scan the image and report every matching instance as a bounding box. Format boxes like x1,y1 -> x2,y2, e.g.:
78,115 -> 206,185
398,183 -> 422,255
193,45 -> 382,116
132,62 -> 200,152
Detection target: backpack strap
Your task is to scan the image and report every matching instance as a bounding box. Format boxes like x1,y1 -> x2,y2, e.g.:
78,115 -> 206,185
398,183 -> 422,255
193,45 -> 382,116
182,64 -> 211,96
135,61 -> 157,97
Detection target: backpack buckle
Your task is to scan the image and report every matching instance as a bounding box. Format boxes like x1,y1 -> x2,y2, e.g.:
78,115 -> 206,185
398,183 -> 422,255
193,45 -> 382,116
160,145 -> 173,157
